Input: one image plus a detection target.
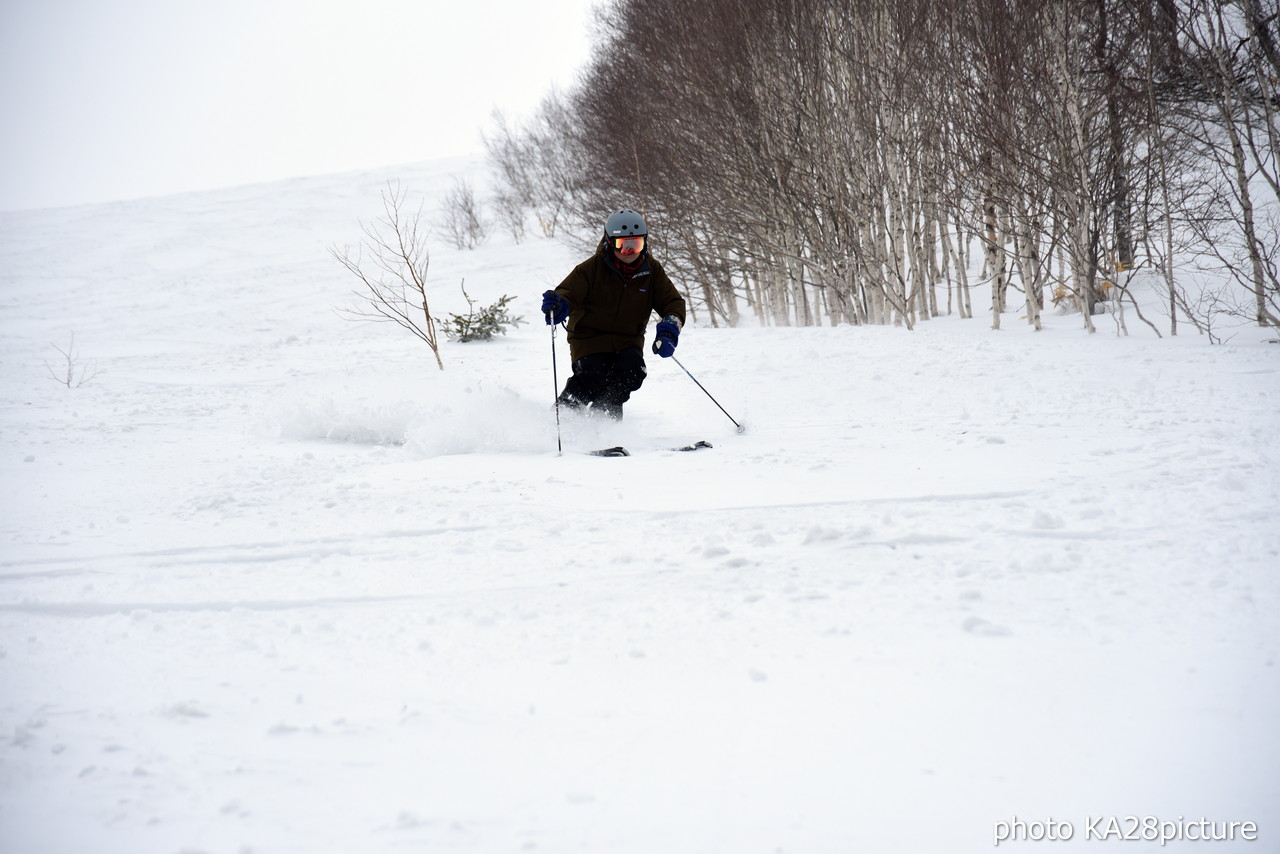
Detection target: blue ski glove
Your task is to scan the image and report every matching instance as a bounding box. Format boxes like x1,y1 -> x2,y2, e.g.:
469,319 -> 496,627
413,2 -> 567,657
541,290 -> 570,325
652,315 -> 680,358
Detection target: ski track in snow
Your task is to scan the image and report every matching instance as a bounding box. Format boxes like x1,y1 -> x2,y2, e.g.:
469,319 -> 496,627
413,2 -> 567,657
1,158 -> 1278,853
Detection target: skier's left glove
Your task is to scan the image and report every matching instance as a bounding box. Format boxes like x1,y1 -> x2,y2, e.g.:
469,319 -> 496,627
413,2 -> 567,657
652,315 -> 681,358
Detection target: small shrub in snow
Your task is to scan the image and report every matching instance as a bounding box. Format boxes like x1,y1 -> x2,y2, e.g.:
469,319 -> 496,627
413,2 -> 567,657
442,281 -> 524,342
44,333 -> 100,388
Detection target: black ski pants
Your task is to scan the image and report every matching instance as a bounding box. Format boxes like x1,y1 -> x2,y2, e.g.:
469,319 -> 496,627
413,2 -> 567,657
559,346 -> 647,419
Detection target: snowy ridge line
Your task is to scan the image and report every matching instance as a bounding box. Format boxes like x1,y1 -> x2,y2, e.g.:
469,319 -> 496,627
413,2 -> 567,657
0,568 -> 94,583
610,488 -> 1038,516
839,527 -> 1142,548
0,525 -> 490,571
1002,527 -> 1141,540
0,594 -> 437,618
0,566 -> 695,617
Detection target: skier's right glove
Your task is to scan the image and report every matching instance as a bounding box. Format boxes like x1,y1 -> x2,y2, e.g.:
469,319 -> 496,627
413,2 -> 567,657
541,290 -> 570,325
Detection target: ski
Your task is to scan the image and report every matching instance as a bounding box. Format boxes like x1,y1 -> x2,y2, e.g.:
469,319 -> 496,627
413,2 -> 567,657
586,440 -> 712,457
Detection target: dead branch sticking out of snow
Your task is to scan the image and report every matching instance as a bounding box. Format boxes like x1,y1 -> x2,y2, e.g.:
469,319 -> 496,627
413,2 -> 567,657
44,332 -> 100,388
332,181 -> 443,370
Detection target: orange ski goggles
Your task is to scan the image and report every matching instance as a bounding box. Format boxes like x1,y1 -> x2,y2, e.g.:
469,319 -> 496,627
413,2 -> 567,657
612,235 -> 645,256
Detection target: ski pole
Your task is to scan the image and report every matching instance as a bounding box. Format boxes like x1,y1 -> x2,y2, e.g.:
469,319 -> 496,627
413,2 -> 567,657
670,354 -> 746,434
548,312 -> 563,454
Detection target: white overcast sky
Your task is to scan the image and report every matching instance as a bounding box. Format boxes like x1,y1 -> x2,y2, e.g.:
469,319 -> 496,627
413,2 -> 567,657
0,0 -> 598,211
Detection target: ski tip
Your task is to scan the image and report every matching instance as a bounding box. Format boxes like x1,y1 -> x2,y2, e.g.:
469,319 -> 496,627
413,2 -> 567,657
588,446 -> 630,457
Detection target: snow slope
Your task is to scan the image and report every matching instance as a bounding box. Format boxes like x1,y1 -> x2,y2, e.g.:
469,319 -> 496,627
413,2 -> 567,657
1,157 -> 1277,854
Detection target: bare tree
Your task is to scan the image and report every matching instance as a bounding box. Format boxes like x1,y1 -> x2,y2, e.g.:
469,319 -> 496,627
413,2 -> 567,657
332,181 -> 443,370
441,177 -> 488,250
492,0 -> 1275,338
485,110 -> 533,242
483,93 -> 583,240
1179,0 -> 1280,331
44,332 -> 100,388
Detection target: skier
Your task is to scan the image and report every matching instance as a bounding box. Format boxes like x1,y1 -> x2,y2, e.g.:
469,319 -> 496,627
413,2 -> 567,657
541,209 -> 686,420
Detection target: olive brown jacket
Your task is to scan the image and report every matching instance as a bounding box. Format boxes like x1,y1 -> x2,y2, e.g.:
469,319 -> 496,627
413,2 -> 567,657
552,246 -> 687,363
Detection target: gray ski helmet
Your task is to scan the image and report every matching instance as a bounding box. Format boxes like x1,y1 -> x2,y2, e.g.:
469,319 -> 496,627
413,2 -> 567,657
604,209 -> 647,238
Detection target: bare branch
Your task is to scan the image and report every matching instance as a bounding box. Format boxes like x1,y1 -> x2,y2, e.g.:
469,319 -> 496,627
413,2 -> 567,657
332,181 -> 444,369
43,332 -> 101,388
